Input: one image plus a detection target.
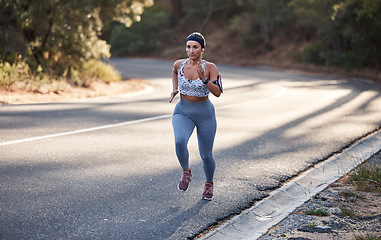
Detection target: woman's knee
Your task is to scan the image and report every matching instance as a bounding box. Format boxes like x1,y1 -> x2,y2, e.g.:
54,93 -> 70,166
175,139 -> 188,151
201,154 -> 214,164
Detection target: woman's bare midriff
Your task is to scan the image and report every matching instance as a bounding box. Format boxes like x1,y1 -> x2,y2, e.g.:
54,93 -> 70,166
180,94 -> 208,102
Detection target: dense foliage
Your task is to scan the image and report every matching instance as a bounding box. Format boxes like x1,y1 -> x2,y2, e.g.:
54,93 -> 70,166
109,4 -> 170,56
291,0 -> 381,69
109,0 -> 380,71
0,0 -> 153,77
1,0 -> 380,81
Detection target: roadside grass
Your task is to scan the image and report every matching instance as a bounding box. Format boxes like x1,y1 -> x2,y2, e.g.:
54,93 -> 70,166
338,189 -> 364,218
0,61 -> 69,94
340,189 -> 366,200
337,155 -> 381,219
305,208 -> 330,217
0,60 -> 121,94
306,221 -> 318,227
353,234 -> 381,240
303,151 -> 381,226
340,206 -> 356,218
349,163 -> 381,193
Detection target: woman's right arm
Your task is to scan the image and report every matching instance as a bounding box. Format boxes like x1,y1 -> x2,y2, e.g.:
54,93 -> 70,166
169,60 -> 181,103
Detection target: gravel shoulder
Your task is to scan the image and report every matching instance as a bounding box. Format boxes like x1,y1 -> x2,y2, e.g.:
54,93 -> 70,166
259,152 -> 381,240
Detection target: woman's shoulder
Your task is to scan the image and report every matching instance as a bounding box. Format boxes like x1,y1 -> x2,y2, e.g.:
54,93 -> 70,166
204,60 -> 218,70
174,58 -> 187,65
173,59 -> 186,68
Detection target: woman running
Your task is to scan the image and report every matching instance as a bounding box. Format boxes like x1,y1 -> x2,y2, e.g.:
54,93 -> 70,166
169,32 -> 222,200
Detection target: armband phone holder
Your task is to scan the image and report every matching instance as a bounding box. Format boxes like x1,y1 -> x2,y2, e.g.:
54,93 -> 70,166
212,75 -> 223,93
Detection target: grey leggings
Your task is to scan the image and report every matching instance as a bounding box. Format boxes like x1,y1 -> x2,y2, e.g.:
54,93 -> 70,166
172,98 -> 216,182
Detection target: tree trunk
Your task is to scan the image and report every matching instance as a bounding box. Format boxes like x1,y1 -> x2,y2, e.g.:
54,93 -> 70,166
170,0 -> 183,26
260,0 -> 273,45
199,0 -> 215,33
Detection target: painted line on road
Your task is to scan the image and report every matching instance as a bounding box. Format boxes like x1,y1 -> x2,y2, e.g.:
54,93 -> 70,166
0,114 -> 171,147
0,86 -> 286,147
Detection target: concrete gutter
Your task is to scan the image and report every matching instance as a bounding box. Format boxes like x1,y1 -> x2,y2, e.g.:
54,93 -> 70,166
200,130 -> 381,240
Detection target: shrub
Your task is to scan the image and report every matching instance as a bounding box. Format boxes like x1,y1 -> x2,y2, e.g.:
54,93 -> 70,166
0,61 -> 68,93
302,42 -> 326,65
79,60 -> 121,84
1,59 -> 121,91
242,32 -> 263,49
0,62 -> 31,87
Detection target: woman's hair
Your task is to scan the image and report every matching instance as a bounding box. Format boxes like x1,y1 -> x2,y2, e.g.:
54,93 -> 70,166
186,32 -> 206,49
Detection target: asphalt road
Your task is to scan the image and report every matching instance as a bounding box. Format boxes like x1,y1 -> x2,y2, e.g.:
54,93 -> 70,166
1,58 -> 381,239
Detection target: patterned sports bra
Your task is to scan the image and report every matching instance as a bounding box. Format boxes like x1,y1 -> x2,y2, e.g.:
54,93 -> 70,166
178,58 -> 210,97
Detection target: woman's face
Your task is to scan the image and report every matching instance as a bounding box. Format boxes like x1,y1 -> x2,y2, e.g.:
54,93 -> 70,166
186,40 -> 203,60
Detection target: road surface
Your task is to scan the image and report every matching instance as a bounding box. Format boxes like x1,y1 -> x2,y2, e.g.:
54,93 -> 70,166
1,58 -> 380,239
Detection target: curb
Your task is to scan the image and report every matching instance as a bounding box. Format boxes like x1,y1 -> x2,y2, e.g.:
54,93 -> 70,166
200,130 -> 381,240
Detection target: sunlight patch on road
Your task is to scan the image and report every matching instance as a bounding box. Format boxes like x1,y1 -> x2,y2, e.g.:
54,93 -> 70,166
217,85 -> 286,110
0,85 -> 286,147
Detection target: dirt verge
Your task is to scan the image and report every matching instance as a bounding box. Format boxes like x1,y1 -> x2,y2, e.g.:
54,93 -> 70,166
0,79 -> 148,105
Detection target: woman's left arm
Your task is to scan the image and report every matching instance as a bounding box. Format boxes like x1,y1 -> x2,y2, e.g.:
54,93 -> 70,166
205,62 -> 221,97
197,61 -> 221,97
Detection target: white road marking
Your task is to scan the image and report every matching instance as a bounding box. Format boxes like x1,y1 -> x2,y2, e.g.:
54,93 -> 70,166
0,86 -> 286,146
0,115 -> 171,147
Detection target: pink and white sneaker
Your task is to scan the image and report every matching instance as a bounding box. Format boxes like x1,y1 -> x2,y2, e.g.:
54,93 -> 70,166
178,170 -> 192,191
202,182 -> 213,200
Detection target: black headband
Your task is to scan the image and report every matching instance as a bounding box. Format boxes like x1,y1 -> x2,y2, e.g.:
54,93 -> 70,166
186,35 -> 205,49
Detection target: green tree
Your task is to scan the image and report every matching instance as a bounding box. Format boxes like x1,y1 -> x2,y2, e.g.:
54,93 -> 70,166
336,0 -> 381,68
109,3 -> 170,56
233,0 -> 294,47
169,0 -> 237,33
290,0 -> 381,69
0,0 -> 153,76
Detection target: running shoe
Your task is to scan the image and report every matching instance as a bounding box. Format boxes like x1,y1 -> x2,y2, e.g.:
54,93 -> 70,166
202,182 -> 213,200
178,170 -> 192,191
